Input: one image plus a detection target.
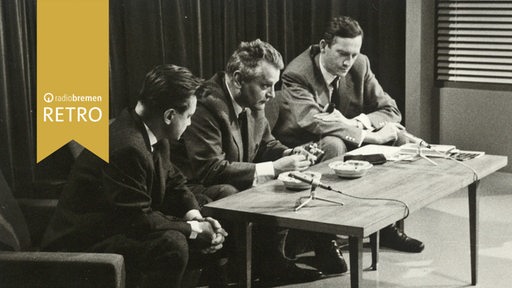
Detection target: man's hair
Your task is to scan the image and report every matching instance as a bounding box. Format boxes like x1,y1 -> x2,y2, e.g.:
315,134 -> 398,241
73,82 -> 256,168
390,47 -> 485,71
324,16 -> 364,46
226,39 -> 284,81
138,64 -> 200,113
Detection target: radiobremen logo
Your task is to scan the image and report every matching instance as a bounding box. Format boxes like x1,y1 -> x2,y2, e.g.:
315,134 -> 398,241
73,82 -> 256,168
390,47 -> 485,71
42,92 -> 103,123
37,0 -> 108,163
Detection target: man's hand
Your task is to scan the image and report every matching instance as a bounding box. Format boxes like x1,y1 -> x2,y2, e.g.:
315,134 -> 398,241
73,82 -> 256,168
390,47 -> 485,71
273,154 -> 311,175
364,122 -> 398,144
285,146 -> 318,165
197,217 -> 228,254
314,110 -> 358,127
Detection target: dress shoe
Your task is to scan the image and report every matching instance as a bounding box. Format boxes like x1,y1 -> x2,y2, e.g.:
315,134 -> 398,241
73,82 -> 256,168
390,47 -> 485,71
258,259 -> 322,284
315,240 -> 348,275
380,225 -> 425,253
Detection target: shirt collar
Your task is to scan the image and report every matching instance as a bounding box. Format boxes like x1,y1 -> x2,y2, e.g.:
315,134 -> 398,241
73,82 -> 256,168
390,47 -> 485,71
142,122 -> 158,152
135,103 -> 159,151
319,53 -> 338,87
224,74 -> 245,116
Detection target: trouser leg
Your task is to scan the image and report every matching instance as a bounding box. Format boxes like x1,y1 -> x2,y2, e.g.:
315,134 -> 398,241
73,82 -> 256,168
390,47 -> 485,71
187,183 -> 239,207
318,135 -> 348,161
87,230 -> 189,288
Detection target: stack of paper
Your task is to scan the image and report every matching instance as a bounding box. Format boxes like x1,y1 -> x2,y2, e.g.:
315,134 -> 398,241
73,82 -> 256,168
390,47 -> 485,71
399,143 -> 456,157
346,144 -> 401,160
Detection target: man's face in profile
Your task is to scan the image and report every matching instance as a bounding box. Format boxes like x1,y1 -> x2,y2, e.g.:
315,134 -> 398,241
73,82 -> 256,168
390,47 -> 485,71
321,35 -> 362,77
239,61 -> 280,111
163,95 -> 197,141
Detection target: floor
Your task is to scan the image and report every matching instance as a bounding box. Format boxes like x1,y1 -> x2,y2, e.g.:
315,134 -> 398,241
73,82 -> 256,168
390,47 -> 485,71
271,171 -> 512,288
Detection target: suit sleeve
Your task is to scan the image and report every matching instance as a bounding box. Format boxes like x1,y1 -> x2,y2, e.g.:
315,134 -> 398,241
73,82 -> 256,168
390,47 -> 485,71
361,58 -> 402,127
281,71 -> 364,145
183,104 -> 257,191
102,147 -> 191,236
161,161 -> 199,217
254,114 -> 288,162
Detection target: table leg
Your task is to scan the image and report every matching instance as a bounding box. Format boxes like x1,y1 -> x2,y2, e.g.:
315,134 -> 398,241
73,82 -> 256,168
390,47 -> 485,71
349,236 -> 363,288
369,231 -> 379,270
236,222 -> 253,287
468,180 -> 480,285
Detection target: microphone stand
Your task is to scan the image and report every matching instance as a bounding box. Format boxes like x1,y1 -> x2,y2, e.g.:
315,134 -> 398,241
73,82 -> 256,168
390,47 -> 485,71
294,182 -> 344,212
404,141 -> 438,166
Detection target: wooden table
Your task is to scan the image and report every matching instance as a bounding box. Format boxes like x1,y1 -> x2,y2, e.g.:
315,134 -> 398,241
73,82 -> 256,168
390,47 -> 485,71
203,154 -> 507,288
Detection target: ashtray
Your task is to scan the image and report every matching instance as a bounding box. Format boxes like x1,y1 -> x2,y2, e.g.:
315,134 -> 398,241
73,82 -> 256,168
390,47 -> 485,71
278,171 -> 322,191
329,160 -> 373,178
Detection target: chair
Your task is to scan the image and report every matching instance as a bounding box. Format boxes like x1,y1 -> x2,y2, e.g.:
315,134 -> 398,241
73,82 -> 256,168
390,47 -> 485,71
0,169 -> 125,288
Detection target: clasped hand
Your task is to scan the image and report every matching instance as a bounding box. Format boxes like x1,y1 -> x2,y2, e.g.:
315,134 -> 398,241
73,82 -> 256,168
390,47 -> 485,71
196,217 -> 228,254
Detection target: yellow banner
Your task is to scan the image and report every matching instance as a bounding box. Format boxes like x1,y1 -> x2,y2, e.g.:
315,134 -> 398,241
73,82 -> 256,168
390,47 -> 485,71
37,0 -> 109,163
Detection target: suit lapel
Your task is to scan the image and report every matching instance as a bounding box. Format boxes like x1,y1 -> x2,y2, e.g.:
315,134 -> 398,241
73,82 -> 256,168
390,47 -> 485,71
151,140 -> 170,204
128,110 -> 168,204
216,74 -> 244,161
312,52 -> 331,108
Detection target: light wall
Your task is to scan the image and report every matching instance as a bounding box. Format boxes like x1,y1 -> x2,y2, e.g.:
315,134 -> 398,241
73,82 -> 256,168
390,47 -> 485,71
405,0 -> 511,172
440,88 -> 512,170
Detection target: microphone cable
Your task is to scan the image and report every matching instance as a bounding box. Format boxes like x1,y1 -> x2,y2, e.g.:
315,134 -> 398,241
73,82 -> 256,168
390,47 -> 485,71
327,186 -> 410,220
289,171 -> 410,219
429,146 -> 480,182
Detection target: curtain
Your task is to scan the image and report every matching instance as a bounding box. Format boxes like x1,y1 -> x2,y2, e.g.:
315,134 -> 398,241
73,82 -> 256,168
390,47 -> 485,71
0,0 -> 405,197
110,0 -> 406,114
0,0 -> 36,197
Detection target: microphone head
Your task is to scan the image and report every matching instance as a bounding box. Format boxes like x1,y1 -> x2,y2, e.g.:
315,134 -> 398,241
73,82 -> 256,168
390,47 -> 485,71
289,171 -> 312,182
279,171 -> 323,191
419,140 -> 432,149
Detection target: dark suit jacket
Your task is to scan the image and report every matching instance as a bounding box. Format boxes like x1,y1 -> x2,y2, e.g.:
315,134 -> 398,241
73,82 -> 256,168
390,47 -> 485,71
274,45 -> 401,148
42,109 -> 198,251
178,72 -> 288,191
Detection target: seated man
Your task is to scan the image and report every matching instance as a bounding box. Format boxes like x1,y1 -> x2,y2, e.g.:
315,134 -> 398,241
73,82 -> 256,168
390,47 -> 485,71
173,39 -> 347,282
169,138 -> 239,207
42,64 -> 228,288
273,16 -> 424,253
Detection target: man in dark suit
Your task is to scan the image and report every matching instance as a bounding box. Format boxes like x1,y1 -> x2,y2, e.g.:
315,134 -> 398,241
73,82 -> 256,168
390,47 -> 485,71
275,17 -> 403,160
175,39 -> 348,282
274,16 -> 425,253
42,65 -> 228,288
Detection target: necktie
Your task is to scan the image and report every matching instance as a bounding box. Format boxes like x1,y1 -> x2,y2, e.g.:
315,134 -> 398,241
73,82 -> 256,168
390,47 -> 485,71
330,76 -> 341,111
152,141 -> 163,171
238,110 -> 249,162
151,141 -> 165,195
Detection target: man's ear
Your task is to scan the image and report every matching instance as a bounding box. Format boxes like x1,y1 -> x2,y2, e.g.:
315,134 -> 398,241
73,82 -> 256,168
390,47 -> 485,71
232,71 -> 243,88
163,108 -> 175,125
319,39 -> 327,51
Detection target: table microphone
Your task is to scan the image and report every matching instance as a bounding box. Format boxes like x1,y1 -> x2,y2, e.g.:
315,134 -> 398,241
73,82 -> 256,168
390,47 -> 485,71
400,130 -> 432,149
289,172 -> 332,190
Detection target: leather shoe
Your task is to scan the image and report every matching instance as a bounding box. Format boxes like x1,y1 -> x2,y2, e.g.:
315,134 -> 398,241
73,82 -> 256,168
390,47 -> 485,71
315,240 -> 348,275
380,225 -> 425,253
258,260 -> 322,284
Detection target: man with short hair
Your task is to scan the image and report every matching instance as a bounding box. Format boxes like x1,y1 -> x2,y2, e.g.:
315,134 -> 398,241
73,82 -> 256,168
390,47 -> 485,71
42,64 -> 227,288
274,16 -> 424,253
175,39 -> 348,282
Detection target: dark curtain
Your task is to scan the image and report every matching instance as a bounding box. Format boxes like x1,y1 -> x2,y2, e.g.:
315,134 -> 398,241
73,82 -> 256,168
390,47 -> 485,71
0,0 -> 36,197
110,0 -> 406,115
0,0 -> 405,197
